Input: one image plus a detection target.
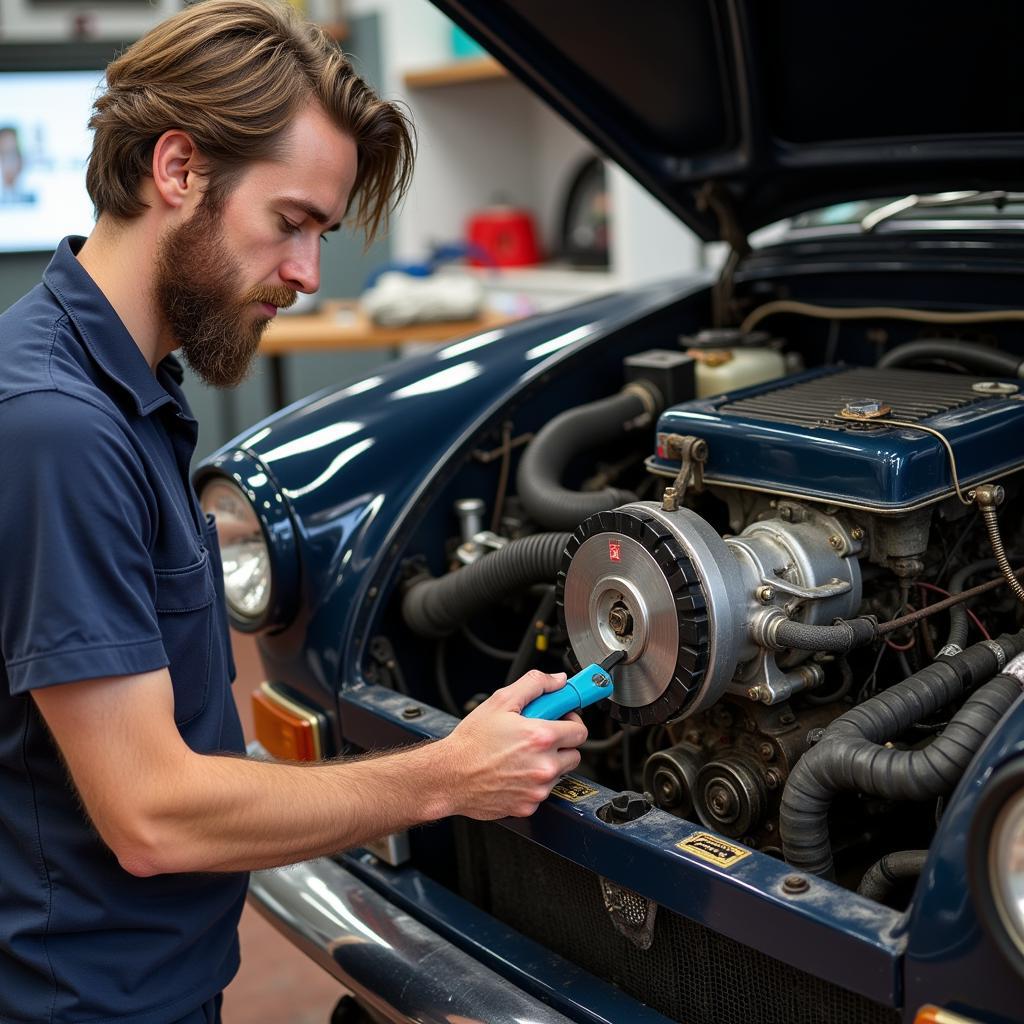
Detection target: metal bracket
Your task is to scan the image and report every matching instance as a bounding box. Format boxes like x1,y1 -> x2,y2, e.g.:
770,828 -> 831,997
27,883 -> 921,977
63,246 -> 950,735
761,575 -> 852,601
456,530 -> 509,566
661,435 -> 708,511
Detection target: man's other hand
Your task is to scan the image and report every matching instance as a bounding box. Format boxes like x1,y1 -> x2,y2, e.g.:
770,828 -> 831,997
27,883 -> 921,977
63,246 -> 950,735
439,669 -> 589,820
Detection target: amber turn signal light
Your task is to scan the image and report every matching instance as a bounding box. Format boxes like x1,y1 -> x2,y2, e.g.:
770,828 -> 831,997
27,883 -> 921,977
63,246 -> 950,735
914,1006 -> 980,1024
251,682 -> 326,762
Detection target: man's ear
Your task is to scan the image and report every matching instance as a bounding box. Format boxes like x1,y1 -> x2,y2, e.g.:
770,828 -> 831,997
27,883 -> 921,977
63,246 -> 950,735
151,130 -> 204,212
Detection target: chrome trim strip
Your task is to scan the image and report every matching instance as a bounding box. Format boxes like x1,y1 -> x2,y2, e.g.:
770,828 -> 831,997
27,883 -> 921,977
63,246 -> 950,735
248,857 -> 575,1024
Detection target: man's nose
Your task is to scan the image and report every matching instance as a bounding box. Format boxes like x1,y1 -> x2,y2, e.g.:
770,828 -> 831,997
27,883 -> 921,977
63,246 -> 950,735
280,238 -> 320,294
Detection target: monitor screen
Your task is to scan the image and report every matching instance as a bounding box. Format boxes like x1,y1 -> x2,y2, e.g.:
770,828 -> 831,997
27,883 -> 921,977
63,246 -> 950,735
0,70 -> 103,253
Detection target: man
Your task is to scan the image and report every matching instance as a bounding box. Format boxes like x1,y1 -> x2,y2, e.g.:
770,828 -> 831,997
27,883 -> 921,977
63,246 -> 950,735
0,2 -> 588,1021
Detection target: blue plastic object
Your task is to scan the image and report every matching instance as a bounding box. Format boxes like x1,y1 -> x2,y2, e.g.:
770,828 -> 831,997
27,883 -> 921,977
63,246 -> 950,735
522,660 -> 617,720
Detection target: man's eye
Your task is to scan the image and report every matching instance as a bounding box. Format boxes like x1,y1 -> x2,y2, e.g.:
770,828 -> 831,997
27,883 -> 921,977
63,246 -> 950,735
279,218 -> 300,235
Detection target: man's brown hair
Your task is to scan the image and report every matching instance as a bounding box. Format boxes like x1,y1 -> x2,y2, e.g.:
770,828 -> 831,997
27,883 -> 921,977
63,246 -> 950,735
87,0 -> 414,241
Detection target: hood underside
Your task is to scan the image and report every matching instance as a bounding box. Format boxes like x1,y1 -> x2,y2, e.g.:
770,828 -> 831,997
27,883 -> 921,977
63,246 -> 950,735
431,0 -> 1024,240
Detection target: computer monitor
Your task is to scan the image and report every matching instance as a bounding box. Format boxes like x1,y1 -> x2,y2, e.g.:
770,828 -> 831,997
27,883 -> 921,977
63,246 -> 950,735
0,68 -> 103,253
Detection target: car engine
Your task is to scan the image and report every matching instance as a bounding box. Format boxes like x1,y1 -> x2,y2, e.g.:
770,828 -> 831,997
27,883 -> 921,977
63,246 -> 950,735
397,324 -> 1024,904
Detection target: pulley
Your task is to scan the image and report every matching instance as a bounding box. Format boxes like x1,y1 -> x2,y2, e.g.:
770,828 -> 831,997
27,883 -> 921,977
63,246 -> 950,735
556,503 -> 747,725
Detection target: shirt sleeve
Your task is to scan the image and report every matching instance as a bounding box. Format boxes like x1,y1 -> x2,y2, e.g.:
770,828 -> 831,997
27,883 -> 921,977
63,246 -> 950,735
0,390 -> 168,694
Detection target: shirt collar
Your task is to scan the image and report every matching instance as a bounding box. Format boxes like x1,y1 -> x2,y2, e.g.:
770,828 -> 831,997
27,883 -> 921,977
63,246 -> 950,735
43,236 -> 177,417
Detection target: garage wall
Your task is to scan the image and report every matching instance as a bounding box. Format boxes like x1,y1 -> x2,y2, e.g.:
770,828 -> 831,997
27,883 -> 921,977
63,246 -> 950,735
0,12 -> 396,461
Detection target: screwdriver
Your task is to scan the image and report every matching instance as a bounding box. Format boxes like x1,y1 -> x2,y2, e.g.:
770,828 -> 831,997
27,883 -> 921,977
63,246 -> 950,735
521,650 -> 627,720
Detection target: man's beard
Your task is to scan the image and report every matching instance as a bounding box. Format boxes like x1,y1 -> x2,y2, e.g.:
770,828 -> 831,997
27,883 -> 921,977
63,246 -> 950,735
154,202 -> 296,389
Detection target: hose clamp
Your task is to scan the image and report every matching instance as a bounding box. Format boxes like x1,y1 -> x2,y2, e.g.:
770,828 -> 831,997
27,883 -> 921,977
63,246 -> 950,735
980,639 -> 1009,670
622,381 -> 661,418
1002,651 -> 1024,689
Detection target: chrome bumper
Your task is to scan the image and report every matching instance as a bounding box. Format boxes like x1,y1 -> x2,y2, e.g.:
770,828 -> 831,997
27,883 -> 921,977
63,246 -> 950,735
248,857 -> 575,1024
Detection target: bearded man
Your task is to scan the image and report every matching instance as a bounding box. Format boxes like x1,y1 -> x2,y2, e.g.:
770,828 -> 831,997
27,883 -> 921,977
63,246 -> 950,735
0,3 -> 587,1021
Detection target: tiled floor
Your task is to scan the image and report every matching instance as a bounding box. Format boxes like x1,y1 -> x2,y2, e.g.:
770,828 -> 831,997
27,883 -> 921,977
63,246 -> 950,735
221,633 -> 345,1023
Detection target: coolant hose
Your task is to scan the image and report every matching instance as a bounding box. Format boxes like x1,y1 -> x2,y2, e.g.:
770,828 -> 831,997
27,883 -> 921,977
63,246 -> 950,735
857,850 -> 928,904
947,559 -> 1001,650
402,533 -> 571,639
780,633 -> 1024,878
770,616 -> 877,653
515,385 -> 658,531
877,339 -> 1024,377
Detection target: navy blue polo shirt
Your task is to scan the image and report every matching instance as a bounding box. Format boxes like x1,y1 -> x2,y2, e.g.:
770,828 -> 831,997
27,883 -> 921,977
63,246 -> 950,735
0,238 -> 247,1023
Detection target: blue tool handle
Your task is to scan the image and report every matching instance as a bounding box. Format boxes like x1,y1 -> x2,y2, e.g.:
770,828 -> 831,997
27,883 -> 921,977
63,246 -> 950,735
522,662 -> 614,720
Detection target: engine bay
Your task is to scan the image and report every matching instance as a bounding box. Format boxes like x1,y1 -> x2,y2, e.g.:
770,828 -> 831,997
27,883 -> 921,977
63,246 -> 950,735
377,308 -> 1024,908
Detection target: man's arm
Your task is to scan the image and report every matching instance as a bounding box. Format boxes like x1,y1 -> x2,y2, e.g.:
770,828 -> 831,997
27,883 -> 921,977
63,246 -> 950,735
31,667 -> 586,877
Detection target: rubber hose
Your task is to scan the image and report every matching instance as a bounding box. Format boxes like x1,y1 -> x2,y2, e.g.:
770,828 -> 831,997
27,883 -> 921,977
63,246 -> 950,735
515,388 -> 654,531
857,850 -> 928,904
877,339 -> 1024,377
947,559 -> 1000,650
772,616 -> 877,653
402,533 -> 571,639
780,632 -> 1024,877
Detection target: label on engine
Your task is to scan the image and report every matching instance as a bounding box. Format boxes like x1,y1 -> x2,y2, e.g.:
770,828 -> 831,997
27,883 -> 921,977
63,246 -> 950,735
551,776 -> 599,802
676,832 -> 751,868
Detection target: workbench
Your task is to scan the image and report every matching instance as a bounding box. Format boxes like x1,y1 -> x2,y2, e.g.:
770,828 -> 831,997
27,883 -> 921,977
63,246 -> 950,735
259,300 -> 515,408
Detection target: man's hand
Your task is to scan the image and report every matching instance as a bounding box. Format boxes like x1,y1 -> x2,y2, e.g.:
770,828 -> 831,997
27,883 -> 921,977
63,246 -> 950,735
438,669 -> 589,820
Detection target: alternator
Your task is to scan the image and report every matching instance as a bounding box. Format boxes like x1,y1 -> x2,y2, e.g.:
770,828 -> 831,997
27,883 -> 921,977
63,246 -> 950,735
555,502 -> 861,725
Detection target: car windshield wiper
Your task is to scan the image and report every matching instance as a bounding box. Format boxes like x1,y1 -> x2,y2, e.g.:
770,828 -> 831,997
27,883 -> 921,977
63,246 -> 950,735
860,190 -> 1024,232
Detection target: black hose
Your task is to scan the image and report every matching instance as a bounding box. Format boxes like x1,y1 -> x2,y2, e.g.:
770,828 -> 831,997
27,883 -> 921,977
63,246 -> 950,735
947,559 -> 1001,650
515,387 -> 656,531
772,616 -> 878,653
780,632 -> 1024,877
877,339 -> 1024,377
403,533 -> 571,639
505,587 -> 556,685
857,850 -> 928,904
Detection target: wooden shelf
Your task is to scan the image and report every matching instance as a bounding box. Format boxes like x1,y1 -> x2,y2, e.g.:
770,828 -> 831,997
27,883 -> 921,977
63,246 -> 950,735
403,56 -> 508,90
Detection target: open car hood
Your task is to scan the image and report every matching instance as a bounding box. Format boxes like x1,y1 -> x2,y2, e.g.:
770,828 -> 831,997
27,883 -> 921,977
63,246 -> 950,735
431,0 -> 1024,241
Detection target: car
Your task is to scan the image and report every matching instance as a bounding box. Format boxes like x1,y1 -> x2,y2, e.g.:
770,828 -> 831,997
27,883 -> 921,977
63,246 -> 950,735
194,4 -> 1024,1022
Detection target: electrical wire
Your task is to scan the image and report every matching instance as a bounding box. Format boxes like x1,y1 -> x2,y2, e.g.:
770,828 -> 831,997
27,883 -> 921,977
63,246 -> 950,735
461,624 -> 517,661
916,581 -> 991,640
740,299 -> 1024,335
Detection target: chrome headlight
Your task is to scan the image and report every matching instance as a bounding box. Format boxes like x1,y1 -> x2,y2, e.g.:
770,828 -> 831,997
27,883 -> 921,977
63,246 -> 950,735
971,756 -> 1024,975
201,477 -> 271,624
196,453 -> 299,634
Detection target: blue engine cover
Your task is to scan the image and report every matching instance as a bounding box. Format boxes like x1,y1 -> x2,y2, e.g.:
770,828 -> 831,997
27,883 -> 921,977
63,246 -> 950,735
650,365 -> 1024,512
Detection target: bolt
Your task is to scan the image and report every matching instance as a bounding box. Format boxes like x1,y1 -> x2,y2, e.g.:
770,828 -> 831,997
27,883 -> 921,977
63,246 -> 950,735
747,686 -> 765,702
759,742 -> 775,761
368,586 -> 379,598
765,769 -> 782,790
608,604 -> 634,637
851,527 -> 865,541
779,709 -> 796,725
756,585 -> 775,604
401,705 -> 423,720
828,534 -> 844,551
782,874 -> 810,895
778,506 -> 793,522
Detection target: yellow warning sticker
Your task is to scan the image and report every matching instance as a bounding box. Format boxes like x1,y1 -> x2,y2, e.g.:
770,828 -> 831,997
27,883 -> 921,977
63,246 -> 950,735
676,832 -> 751,868
551,776 -> 599,802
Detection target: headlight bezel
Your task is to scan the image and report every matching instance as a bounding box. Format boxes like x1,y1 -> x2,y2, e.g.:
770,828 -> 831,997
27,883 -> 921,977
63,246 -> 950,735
969,754 -> 1024,979
195,451 -> 299,634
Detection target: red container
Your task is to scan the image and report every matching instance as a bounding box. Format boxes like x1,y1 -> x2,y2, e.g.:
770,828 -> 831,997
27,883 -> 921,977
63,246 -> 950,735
466,206 -> 542,267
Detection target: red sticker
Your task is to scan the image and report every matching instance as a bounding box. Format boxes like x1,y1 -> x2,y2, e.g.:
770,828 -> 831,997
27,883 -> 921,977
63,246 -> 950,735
608,540 -> 622,562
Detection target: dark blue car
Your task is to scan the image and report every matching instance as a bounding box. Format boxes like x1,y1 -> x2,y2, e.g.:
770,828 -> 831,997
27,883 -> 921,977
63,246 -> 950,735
195,4 -> 1024,1022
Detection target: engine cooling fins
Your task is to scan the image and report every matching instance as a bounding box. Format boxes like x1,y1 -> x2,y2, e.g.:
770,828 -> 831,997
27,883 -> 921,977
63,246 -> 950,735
555,506 -> 711,726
